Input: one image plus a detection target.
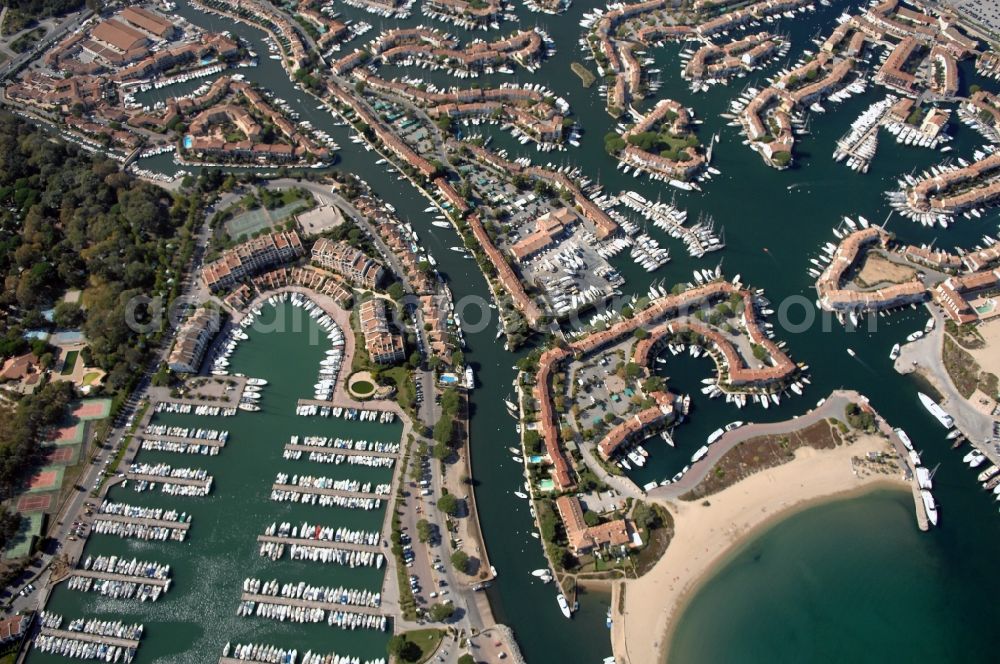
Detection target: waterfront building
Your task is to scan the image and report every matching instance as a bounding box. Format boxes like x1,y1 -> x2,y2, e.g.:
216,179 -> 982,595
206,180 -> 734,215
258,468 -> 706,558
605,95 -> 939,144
597,392 -> 676,460
167,309 -> 219,374
511,208 -> 574,263
311,238 -> 385,289
201,230 -> 305,292
555,495 -> 633,555
358,299 -> 406,364
933,270 -> 1000,324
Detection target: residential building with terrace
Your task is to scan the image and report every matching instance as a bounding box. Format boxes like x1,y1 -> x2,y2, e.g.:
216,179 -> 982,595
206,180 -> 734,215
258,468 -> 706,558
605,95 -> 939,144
167,309 -> 219,374
358,299 -> 406,364
201,230 -> 305,292
311,238 -> 386,289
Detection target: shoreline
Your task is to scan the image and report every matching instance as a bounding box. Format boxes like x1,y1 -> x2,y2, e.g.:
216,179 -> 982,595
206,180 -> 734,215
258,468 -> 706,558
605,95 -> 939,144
614,435 -> 910,664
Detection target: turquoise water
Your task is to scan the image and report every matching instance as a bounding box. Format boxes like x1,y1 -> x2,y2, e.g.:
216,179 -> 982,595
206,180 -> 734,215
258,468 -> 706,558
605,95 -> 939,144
668,490 -> 998,663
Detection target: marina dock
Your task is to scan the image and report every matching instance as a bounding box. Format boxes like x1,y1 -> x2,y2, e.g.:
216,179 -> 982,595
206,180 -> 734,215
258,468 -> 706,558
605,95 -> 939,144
69,570 -> 170,588
39,627 -> 140,650
138,433 -> 227,447
238,593 -> 381,615
94,513 -> 191,531
296,398 -> 395,412
256,534 -> 381,554
270,483 -> 383,500
283,443 -> 398,459
910,481 -> 930,532
125,473 -> 211,488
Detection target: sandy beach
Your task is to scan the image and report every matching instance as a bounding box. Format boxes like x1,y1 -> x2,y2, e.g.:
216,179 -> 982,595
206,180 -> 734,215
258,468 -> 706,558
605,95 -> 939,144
612,433 -> 910,664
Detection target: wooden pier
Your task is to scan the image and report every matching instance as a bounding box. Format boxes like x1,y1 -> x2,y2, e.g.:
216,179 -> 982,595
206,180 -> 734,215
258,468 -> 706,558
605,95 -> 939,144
270,483 -> 383,500
94,513 -> 191,531
256,534 -> 381,555
126,473 -> 212,488
283,443 -> 398,459
71,569 -> 170,588
239,592 -> 381,615
39,627 -> 140,650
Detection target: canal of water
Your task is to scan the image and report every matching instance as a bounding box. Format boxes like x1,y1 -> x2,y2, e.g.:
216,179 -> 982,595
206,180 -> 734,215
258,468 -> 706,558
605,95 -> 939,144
53,0 -> 1000,661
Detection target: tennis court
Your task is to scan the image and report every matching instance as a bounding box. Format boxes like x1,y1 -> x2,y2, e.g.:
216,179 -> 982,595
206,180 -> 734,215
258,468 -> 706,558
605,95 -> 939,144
45,445 -> 79,465
49,422 -> 84,446
225,199 -> 309,239
74,398 -> 111,420
15,493 -> 53,514
27,467 -> 64,493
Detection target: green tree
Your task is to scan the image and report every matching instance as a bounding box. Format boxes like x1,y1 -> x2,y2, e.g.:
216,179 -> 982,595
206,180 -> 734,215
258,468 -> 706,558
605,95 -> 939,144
417,519 -> 433,543
387,635 -> 421,662
387,282 -> 405,300
429,602 -> 455,622
450,550 -> 471,574
437,493 -> 459,516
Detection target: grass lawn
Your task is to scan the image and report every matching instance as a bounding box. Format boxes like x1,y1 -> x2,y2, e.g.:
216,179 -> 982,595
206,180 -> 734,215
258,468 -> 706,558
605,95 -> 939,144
401,628 -> 445,664
382,366 -> 415,412
82,371 -> 102,385
571,62 -> 596,87
61,350 -> 79,376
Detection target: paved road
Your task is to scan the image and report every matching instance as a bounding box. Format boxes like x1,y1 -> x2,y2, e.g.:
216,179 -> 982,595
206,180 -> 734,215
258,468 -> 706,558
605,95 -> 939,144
0,9 -> 92,82
895,303 -> 999,461
5,193 -> 214,618
649,390 -> 859,500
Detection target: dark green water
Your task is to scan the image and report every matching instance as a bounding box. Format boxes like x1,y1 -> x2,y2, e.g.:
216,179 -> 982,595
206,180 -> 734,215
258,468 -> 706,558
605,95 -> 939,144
31,303 -> 398,662
103,0 -> 1000,662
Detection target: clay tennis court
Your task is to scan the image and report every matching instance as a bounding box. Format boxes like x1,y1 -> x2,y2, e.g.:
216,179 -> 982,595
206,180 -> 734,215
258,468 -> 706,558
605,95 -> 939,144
28,470 -> 59,492
74,400 -> 110,419
45,446 -> 77,464
16,493 -> 52,513
49,422 -> 83,445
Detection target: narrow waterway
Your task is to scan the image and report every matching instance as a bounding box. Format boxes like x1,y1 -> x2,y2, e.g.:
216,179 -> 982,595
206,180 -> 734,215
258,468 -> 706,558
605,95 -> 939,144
104,0 -> 1000,661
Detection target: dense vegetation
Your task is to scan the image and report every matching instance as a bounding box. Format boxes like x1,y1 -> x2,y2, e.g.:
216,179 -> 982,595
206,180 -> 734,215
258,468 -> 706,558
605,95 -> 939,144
0,381 -> 76,549
1,0 -> 84,35
0,112 -> 199,557
0,111 -> 193,393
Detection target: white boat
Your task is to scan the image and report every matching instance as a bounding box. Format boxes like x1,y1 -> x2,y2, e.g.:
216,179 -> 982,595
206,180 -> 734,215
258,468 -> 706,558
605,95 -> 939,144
514,491 -> 528,499
706,428 -> 724,445
690,445 -> 709,463
557,594 -> 572,618
915,466 -> 933,490
505,400 -> 518,411
889,344 -> 900,361
237,403 -> 260,412
894,428 -> 913,451
920,489 -> 938,526
531,569 -> 549,578
846,348 -> 856,357
918,393 -> 953,428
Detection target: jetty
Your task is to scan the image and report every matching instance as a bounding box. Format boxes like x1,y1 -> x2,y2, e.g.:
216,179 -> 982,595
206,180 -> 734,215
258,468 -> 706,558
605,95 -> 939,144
93,513 -> 191,532
69,570 -> 170,589
256,534 -> 380,554
125,473 -> 211,488
282,443 -> 398,459
270,483 -> 382,500
238,593 -> 381,616
138,433 -> 227,447
38,627 -> 140,650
